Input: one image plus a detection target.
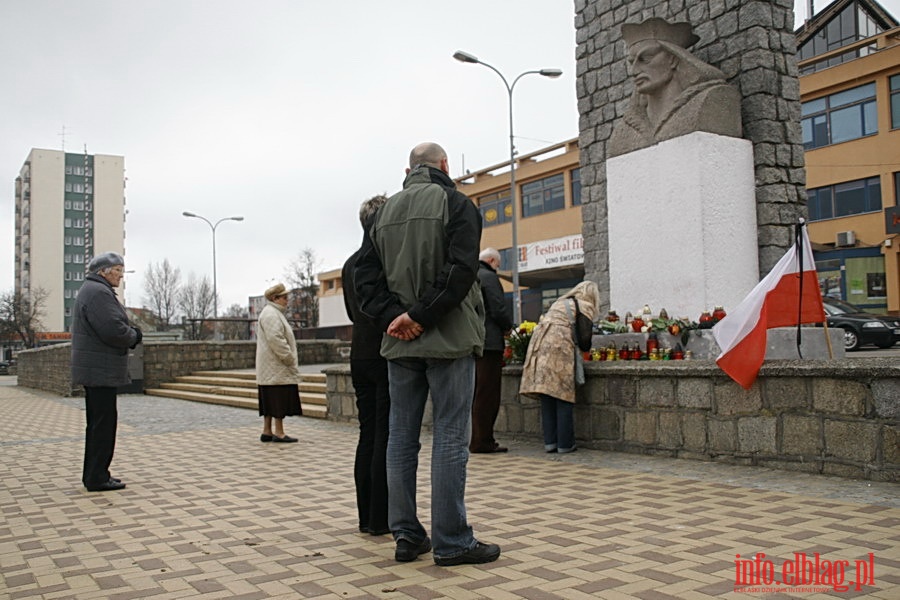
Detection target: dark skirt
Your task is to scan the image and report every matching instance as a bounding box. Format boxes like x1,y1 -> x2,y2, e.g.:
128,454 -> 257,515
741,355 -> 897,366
258,384 -> 303,418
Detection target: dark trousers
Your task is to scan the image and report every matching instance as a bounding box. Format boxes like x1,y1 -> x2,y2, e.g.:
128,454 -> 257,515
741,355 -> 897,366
351,358 -> 390,532
82,386 -> 118,487
471,349 -> 503,452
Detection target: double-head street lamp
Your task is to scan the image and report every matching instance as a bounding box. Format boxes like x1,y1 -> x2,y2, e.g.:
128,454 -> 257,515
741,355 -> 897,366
453,50 -> 562,325
182,211 -> 244,317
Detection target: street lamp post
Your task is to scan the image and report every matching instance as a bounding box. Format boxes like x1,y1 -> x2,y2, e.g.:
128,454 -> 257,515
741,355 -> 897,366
182,212 -> 244,317
453,50 -> 562,324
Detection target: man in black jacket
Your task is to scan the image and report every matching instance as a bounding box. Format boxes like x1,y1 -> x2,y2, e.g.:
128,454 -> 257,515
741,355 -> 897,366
470,248 -> 515,453
71,252 -> 142,492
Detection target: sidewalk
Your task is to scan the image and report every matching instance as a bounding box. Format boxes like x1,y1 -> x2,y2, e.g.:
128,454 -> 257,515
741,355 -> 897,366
1,379 -> 897,599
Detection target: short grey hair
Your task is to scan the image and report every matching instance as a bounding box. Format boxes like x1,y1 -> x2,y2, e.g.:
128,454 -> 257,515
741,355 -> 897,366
359,194 -> 388,227
409,142 -> 447,169
479,247 -> 501,264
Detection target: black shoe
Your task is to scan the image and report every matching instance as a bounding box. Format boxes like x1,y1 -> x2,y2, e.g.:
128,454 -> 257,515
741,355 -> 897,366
395,537 -> 431,562
86,479 -> 126,492
272,435 -> 297,443
260,434 -> 274,442
434,541 -> 501,566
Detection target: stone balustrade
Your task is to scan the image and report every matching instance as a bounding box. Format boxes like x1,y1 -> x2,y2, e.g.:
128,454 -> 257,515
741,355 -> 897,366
325,359 -> 899,482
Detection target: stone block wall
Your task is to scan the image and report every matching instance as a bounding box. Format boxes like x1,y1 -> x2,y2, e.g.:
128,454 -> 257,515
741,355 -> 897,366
498,360 -> 899,481
16,339 -> 350,395
576,0 -> 806,309
325,360 -> 899,482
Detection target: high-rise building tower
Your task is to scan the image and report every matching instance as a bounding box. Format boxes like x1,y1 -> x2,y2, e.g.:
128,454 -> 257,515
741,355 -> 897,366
14,148 -> 126,334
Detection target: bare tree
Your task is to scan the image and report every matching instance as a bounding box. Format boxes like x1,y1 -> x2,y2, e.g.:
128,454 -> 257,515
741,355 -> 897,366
143,259 -> 182,331
178,274 -> 215,340
220,303 -> 249,340
284,247 -> 320,328
0,287 -> 49,348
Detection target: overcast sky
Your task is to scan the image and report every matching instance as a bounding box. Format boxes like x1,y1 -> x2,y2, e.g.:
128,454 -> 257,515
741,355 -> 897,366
2,0 -> 898,311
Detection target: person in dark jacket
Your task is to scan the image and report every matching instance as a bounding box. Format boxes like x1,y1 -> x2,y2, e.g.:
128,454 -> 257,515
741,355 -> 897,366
470,248 -> 515,453
343,194 -> 390,536
354,142 -> 500,567
71,252 -> 142,492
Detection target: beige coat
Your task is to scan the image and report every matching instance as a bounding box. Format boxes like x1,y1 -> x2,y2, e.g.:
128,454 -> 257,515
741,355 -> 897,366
519,285 -> 598,403
255,301 -> 301,386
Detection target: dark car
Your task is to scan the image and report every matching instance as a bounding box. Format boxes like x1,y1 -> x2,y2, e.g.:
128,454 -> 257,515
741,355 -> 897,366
823,297 -> 899,351
0,362 -> 9,375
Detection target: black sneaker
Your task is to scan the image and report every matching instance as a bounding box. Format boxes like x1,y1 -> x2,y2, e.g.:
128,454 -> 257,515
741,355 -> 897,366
434,541 -> 501,566
395,537 -> 431,562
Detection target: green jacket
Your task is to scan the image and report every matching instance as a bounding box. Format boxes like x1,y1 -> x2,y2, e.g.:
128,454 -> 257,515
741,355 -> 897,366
355,165 -> 485,360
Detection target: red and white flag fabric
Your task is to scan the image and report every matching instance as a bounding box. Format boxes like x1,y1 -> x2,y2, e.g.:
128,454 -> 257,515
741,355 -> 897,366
713,223 -> 826,389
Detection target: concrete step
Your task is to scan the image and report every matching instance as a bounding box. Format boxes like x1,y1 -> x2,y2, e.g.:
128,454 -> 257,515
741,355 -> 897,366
145,370 -> 328,418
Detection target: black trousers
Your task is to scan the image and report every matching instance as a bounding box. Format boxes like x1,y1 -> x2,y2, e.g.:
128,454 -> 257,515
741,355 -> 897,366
471,349 -> 503,452
351,358 -> 390,532
82,386 -> 118,487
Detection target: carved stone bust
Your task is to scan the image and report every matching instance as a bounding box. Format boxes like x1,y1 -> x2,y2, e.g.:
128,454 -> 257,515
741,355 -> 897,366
608,18 -> 742,158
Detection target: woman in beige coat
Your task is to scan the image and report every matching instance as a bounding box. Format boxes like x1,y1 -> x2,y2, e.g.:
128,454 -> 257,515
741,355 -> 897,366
519,281 -> 599,453
256,283 -> 303,442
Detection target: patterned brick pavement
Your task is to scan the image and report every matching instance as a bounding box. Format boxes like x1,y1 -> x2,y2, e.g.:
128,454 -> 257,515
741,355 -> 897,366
1,380 -> 898,599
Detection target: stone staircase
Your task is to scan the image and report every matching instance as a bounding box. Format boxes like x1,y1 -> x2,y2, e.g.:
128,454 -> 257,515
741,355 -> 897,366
144,370 -> 328,419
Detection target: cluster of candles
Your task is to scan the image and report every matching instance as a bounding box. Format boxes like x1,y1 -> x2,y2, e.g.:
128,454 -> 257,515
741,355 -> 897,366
584,337 -> 690,362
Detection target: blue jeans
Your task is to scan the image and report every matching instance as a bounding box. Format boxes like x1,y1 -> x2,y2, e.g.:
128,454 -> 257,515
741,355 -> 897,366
540,395 -> 575,452
387,356 -> 476,560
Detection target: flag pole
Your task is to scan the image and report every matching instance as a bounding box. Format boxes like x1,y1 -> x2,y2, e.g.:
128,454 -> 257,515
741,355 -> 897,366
822,319 -> 835,359
795,219 -> 805,359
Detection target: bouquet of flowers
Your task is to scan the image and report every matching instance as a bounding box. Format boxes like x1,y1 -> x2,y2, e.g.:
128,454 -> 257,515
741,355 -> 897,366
504,320 -> 537,364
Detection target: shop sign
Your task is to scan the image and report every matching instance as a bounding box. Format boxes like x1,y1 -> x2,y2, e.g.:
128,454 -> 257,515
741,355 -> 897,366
518,234 -> 584,272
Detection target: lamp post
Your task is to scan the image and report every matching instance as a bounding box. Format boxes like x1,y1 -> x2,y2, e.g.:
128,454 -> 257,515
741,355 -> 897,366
453,50 -> 562,324
182,212 -> 244,317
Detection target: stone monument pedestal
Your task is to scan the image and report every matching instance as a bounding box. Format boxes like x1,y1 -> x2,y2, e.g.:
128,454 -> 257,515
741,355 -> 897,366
606,132 -> 758,320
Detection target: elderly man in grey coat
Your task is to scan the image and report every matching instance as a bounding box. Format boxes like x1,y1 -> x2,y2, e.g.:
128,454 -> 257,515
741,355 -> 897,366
72,252 -> 142,492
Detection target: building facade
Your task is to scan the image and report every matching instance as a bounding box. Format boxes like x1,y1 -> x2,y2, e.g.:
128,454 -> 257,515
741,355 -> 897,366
14,149 -> 126,333
797,0 -> 900,314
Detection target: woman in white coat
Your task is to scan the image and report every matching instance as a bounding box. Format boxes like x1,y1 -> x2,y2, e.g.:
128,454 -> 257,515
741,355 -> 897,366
256,283 -> 303,442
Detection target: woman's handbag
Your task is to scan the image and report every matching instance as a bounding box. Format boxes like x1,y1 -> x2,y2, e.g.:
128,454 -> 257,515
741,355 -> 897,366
565,299 -> 587,386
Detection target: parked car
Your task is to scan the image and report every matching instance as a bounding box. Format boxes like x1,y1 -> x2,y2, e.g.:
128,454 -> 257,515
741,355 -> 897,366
823,297 -> 899,351
0,362 -> 9,375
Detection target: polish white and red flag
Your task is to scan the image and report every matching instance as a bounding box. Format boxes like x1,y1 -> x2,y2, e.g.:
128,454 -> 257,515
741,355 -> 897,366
713,222 -> 826,389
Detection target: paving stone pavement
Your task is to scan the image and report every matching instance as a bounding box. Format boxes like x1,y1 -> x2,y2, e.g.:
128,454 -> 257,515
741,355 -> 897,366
1,379 -> 898,600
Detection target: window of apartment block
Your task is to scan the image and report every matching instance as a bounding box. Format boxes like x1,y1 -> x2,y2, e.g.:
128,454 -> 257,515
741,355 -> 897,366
807,176 -> 881,221
891,74 -> 900,129
65,182 -> 73,192
64,254 -> 72,263
522,173 -> 565,218
802,82 -> 876,149
64,236 -> 72,246
64,218 -> 72,228
479,189 -> 512,227
571,168 -> 582,206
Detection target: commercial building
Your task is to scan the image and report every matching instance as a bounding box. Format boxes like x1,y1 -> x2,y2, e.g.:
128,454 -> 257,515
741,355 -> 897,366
14,149 -> 126,334
798,0 -> 900,314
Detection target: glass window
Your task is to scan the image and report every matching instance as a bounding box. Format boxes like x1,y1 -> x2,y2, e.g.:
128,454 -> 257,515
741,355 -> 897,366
64,254 -> 72,264
65,182 -> 73,192
522,173 -> 565,218
478,189 -> 511,228
891,74 -> 900,129
498,247 -> 515,272
65,166 -> 73,175
808,176 -> 881,221
75,272 -> 84,281
64,218 -> 72,228
801,83 -> 876,149
571,168 -> 582,206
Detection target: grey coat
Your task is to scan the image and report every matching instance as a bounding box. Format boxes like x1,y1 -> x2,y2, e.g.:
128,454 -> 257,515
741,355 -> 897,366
71,273 -> 139,387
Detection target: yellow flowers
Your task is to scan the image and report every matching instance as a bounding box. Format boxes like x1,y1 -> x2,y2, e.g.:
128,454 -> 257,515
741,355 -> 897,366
505,321 -> 537,364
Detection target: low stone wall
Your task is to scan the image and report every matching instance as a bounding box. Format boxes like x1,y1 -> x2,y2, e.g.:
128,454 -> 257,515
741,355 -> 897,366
16,339 -> 351,395
324,359 -> 899,482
